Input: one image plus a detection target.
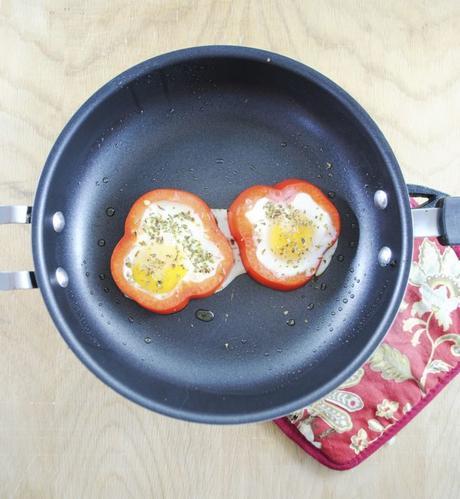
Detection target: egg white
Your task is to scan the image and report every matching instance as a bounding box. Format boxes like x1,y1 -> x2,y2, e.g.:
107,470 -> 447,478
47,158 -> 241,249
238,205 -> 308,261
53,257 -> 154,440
245,192 -> 338,278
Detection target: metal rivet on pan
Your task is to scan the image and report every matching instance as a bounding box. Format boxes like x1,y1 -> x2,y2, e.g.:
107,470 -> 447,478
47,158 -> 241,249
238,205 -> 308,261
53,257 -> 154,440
374,190 -> 388,209
52,211 -> 65,232
378,247 -> 392,267
55,267 -> 69,288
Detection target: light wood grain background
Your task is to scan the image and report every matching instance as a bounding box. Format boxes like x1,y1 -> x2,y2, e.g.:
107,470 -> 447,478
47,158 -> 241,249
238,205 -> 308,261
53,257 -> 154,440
1,1 -> 460,498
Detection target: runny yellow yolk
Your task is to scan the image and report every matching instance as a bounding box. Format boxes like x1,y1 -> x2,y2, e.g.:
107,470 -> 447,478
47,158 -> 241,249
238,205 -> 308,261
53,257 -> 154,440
269,223 -> 314,261
131,243 -> 187,294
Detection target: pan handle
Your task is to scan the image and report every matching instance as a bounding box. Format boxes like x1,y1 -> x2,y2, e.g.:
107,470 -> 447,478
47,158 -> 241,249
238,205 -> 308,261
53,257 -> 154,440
407,185 -> 460,245
0,205 -> 37,290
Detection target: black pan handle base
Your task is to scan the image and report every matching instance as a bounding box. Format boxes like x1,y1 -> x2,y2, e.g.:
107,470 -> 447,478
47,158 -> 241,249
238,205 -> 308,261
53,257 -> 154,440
407,184 -> 460,245
437,197 -> 460,246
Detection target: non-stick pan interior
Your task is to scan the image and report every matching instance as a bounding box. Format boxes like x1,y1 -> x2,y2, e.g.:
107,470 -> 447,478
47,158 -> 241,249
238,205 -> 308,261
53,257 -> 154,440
33,47 -> 411,423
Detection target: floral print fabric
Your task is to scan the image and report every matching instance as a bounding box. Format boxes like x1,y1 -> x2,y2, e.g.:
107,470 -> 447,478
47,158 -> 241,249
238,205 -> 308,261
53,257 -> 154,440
275,237 -> 460,469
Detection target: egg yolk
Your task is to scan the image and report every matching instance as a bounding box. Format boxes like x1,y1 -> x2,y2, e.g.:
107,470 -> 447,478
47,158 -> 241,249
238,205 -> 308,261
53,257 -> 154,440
131,243 -> 187,294
269,223 -> 314,261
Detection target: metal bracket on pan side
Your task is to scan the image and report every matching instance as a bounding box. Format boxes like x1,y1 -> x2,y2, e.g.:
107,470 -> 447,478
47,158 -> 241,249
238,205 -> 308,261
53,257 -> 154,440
0,205 -> 37,290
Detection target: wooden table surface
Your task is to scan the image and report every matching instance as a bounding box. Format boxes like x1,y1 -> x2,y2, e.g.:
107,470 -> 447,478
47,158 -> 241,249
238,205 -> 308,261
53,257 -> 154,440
1,1 -> 460,497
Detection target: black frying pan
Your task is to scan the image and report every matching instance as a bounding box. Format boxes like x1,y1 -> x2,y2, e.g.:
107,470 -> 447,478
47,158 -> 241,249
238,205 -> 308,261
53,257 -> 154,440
2,46 -> 459,423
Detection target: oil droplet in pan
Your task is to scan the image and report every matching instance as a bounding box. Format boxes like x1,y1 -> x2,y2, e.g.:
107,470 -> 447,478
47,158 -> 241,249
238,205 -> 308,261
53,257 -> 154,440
195,309 -> 214,322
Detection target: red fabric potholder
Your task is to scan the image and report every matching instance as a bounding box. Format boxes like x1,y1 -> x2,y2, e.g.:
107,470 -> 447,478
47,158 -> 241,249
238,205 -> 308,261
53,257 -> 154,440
275,237 -> 460,470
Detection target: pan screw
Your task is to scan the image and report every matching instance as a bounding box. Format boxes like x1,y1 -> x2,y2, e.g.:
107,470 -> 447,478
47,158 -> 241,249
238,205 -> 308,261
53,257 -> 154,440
55,267 -> 69,288
378,246 -> 392,267
52,212 -> 65,232
374,190 -> 388,209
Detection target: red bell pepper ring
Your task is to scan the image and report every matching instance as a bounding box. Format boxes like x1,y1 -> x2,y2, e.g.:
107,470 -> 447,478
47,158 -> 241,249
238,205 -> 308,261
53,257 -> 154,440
111,189 -> 233,314
228,179 -> 340,291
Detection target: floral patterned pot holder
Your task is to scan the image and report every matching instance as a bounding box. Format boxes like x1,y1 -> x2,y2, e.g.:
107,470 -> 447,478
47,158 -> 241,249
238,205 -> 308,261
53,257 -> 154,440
275,236 -> 460,470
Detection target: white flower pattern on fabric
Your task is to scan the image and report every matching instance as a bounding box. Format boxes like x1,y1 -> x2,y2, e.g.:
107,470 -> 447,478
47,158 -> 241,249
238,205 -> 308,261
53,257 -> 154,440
350,398 -> 404,455
285,237 -> 460,462
349,429 -> 369,454
403,239 -> 460,389
306,368 -> 364,434
399,300 -> 409,312
410,240 -> 460,330
288,409 -> 322,448
375,399 -> 399,419
297,421 -> 322,449
412,286 -> 458,331
402,402 -> 412,414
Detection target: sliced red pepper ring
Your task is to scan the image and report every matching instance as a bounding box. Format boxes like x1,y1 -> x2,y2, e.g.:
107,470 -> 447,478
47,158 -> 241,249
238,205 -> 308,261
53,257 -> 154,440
228,179 -> 341,291
111,189 -> 234,314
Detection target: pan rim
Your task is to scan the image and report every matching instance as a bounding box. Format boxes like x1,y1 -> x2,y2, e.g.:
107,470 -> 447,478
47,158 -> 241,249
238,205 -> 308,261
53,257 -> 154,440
32,45 -> 412,424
